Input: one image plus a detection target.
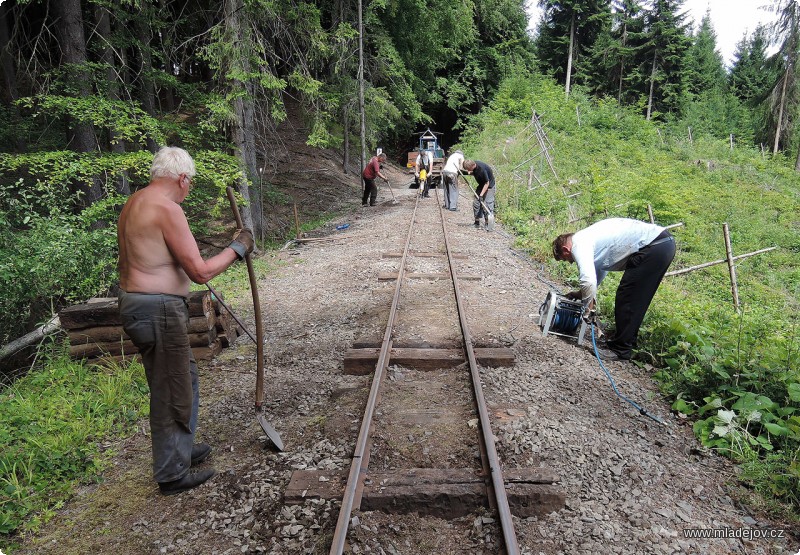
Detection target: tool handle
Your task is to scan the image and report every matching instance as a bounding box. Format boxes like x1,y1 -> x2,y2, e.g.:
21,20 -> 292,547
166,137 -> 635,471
225,187 -> 265,409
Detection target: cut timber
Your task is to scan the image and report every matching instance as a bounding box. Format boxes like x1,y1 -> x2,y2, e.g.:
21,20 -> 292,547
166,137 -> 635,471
285,468 -> 564,518
343,347 -> 514,374
59,298 -> 119,330
69,339 -> 138,359
378,272 -> 481,281
60,291 -> 229,363
67,317 -> 213,345
192,339 -> 222,361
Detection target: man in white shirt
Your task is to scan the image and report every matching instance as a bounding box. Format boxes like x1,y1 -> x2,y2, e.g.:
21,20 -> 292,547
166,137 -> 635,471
552,218 -> 676,361
441,150 -> 465,210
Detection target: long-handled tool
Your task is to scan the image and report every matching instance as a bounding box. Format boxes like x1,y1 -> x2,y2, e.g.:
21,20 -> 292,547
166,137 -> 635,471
225,186 -> 284,451
384,178 -> 398,204
459,174 -> 495,230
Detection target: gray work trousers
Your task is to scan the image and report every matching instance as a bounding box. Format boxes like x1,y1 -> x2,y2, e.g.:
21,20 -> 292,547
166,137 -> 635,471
119,290 -> 199,483
473,187 -> 496,222
443,171 -> 458,210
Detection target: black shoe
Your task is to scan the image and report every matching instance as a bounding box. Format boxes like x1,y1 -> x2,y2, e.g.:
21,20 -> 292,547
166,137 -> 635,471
595,347 -> 625,361
159,468 -> 216,496
191,443 -> 212,465
474,220 -> 480,228
370,203 -> 376,207
362,203 -> 368,207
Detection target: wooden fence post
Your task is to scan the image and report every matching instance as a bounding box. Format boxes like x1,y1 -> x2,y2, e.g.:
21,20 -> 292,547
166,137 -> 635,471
293,203 -> 301,239
723,223 -> 740,311
647,204 -> 655,224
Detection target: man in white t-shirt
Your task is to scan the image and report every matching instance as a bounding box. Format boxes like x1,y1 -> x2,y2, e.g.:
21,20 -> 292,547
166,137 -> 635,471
441,150 -> 465,210
552,218 -> 676,361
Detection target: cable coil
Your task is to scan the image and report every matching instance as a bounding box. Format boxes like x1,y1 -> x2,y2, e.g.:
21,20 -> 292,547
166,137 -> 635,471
550,307 -> 582,335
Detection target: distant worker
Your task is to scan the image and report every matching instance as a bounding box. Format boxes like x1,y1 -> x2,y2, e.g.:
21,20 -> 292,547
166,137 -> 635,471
362,152 -> 389,207
117,146 -> 254,495
415,149 -> 433,198
441,149 -> 465,210
552,218 -> 676,361
463,159 -> 495,229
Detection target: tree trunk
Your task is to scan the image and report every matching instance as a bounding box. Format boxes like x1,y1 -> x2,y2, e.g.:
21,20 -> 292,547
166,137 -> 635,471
52,0 -> 105,207
0,3 -> 24,152
358,0 -> 367,174
617,23 -> 627,104
225,0 -> 258,234
343,103 -> 350,174
134,14 -> 159,153
646,50 -> 657,121
773,68 -> 789,154
565,12 -> 575,98
95,2 -> 130,195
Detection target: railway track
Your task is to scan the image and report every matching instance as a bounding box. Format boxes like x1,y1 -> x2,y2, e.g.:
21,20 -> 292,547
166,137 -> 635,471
284,186 -> 564,553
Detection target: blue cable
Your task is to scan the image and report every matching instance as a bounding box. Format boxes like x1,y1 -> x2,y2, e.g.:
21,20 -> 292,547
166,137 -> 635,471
590,323 -> 665,426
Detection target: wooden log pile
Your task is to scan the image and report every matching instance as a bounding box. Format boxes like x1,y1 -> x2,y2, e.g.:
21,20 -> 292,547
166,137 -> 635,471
59,291 -> 242,365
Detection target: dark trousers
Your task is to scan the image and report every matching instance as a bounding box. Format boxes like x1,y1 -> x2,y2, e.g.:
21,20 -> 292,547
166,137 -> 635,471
362,177 -> 377,206
607,232 -> 676,359
119,290 -> 199,483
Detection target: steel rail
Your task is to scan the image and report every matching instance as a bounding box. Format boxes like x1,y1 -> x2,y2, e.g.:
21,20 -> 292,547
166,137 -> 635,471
436,192 -> 521,554
329,194 -> 422,555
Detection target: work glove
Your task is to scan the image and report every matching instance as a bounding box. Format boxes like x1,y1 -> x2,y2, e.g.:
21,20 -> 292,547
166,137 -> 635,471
564,290 -> 582,301
582,308 -> 597,326
229,228 -> 254,260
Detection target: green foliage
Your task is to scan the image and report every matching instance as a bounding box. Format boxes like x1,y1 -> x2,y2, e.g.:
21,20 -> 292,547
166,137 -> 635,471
17,95 -> 164,149
459,71 -> 800,511
0,353 -> 149,535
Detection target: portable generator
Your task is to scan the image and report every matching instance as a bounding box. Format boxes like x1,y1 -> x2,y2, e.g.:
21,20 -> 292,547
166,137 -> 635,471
538,290 -> 588,346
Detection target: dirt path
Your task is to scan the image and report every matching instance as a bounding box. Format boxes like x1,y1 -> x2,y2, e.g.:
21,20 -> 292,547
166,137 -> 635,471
13,165 -> 797,555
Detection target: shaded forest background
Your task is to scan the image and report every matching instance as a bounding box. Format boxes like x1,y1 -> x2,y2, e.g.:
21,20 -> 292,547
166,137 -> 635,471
1,0 -> 800,347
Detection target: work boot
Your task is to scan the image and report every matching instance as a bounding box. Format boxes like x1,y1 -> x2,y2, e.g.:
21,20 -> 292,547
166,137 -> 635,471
191,443 -> 212,465
594,347 -> 626,361
158,468 -> 216,496
474,220 -> 480,228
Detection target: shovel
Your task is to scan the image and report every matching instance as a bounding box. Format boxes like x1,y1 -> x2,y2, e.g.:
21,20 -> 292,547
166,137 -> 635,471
460,174 -> 495,231
225,186 -> 284,451
384,178 -> 398,204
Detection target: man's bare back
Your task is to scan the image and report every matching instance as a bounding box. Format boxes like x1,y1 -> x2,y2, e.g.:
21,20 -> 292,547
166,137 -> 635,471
118,184 -> 194,296
118,171 -> 246,297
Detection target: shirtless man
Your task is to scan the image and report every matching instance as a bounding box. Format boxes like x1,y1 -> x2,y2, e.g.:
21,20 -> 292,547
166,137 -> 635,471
118,146 -> 253,495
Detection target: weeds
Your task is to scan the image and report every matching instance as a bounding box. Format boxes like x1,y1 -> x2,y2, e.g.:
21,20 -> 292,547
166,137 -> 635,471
0,349 -> 148,536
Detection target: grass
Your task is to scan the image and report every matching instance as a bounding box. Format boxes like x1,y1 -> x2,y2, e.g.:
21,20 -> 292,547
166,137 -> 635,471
460,74 -> 800,515
0,347 -> 148,537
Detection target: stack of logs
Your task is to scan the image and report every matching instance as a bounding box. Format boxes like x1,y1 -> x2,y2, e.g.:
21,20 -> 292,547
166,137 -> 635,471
60,291 -> 241,365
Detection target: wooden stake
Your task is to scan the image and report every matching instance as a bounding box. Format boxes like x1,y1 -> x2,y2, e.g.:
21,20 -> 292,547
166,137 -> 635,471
647,204 -> 655,224
666,246 -> 776,277
293,203 -> 301,239
723,223 -> 740,310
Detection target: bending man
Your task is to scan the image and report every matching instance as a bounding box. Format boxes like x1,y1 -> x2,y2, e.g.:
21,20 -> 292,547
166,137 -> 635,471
362,152 -> 388,207
552,218 -> 675,361
117,146 -> 254,495
463,159 -> 495,229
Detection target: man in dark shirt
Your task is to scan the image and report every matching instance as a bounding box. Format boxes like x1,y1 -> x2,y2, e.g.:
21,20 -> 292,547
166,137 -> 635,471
463,159 -> 495,229
362,152 -> 388,207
